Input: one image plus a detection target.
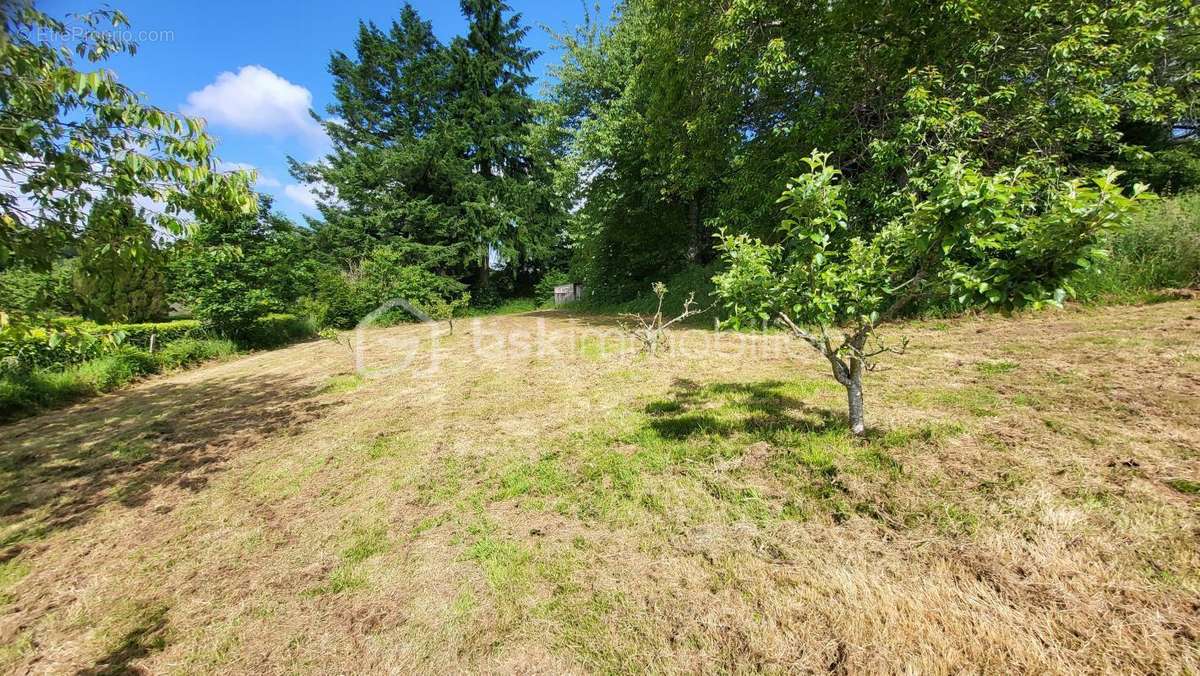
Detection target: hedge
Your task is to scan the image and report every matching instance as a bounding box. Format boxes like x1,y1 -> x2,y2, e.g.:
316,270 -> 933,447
1,313 -> 316,379
239,313 -> 317,348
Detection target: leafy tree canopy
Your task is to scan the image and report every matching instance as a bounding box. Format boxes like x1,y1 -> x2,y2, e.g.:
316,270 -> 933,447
0,3 -> 256,285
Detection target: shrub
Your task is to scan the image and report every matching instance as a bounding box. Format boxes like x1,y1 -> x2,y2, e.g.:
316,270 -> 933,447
314,249 -> 468,329
104,320 -> 205,349
577,263 -> 718,320
294,296 -> 331,329
157,338 -> 237,370
0,319 -> 203,373
0,261 -> 75,315
75,347 -> 158,390
239,313 -> 316,349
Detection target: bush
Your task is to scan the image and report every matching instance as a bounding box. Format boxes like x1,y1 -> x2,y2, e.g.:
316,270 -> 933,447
1073,191 -> 1200,302
157,338 -> 237,370
239,313 -> 316,348
75,347 -> 158,390
0,319 -> 204,373
0,327 -> 107,373
0,261 -> 75,315
104,320 -> 205,349
577,263 -> 719,320
313,249 -> 468,329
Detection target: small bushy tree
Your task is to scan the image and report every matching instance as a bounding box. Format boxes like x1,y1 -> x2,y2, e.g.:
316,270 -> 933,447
72,199 -> 166,323
169,197 -> 303,337
714,151 -> 1149,435
418,292 -> 471,335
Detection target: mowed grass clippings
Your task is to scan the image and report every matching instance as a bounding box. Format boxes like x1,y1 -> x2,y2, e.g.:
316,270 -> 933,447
0,303 -> 1197,673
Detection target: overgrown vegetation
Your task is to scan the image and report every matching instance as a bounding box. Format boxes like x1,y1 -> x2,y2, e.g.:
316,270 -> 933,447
1074,191 -> 1200,302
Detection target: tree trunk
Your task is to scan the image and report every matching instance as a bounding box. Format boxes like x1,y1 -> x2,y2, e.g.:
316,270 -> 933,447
834,335 -> 868,436
687,198 -> 701,263
477,248 -> 490,287
845,367 -> 866,436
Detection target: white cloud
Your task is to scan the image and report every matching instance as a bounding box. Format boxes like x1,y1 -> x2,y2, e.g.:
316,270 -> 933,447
283,183 -> 319,210
184,65 -> 328,148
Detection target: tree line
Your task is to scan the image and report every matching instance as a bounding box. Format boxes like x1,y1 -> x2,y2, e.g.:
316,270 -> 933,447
1,0 -> 1197,343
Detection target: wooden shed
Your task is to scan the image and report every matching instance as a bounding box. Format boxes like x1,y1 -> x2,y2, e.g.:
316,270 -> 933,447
554,283 -> 586,306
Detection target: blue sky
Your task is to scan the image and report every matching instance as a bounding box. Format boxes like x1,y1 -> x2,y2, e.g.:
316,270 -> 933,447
41,0 -> 615,222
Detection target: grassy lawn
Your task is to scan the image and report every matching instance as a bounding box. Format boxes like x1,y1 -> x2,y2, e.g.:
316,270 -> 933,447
0,302 -> 1198,673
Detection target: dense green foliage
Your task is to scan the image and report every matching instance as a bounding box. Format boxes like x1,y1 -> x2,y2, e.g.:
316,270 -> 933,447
1074,191 -> 1200,301
0,3 -> 254,289
306,245 -> 467,328
71,198 -> 167,323
547,0 -> 1198,302
0,261 -> 74,315
713,152 -> 1148,433
167,197 -> 310,337
156,337 -> 238,370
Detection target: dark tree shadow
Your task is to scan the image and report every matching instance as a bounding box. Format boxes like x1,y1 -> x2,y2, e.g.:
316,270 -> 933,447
644,378 -> 847,441
76,602 -> 169,675
0,372 -> 335,561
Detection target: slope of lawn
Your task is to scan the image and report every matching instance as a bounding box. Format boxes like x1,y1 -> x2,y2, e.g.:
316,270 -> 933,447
0,301 -> 1197,673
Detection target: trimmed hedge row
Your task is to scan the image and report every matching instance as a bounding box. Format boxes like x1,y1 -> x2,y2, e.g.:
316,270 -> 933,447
1,314 -> 314,374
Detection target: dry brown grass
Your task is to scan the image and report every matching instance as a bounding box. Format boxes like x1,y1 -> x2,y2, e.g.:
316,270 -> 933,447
1,301 -> 1198,674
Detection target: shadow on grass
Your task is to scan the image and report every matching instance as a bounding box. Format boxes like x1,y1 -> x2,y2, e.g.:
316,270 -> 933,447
78,602 -> 170,676
0,372 -> 334,561
644,378 -> 846,441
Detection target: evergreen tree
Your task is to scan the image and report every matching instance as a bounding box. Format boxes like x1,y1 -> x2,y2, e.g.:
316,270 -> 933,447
448,0 -> 541,288
291,5 -> 468,270
292,1 -> 562,299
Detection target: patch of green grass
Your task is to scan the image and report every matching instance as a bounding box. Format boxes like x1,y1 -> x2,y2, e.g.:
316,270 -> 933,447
461,297 -> 542,317
321,373 -> 365,394
92,600 -> 171,673
110,440 -> 154,464
873,422 -> 964,449
462,521 -> 583,630
905,386 -> 1000,417
975,360 -> 1019,376
245,454 -> 325,500
415,456 -> 470,506
1066,486 -> 1118,509
465,525 -> 536,603
912,501 -> 979,536
0,632 -> 33,668
1166,478 -> 1200,495
77,347 -> 159,390
496,453 -> 572,501
363,434 -> 413,460
156,338 -> 238,370
312,524 -> 390,595
577,335 -> 608,361
0,558 -> 30,605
